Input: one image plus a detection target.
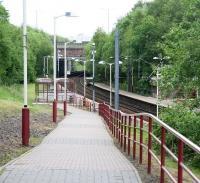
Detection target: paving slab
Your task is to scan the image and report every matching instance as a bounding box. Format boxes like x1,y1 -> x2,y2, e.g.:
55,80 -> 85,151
0,106 -> 141,183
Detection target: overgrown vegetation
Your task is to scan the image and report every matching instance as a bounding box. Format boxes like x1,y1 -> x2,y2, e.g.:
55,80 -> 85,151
157,101 -> 200,167
87,0 -> 200,97
85,0 -> 200,169
0,5 -> 53,84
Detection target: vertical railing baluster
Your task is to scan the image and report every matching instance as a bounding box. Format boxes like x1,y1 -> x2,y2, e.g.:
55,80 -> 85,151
147,117 -> 152,174
124,116 -> 127,152
121,115 -> 123,148
109,108 -> 111,131
118,112 -> 121,143
116,112 -> 119,139
111,110 -> 114,135
114,111 -> 116,137
139,115 -> 143,164
128,116 -> 131,156
160,127 -> 166,183
178,140 -> 184,183
133,116 -> 136,159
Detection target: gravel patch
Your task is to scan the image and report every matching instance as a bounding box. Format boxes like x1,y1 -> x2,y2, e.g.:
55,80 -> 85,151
0,105 -> 63,166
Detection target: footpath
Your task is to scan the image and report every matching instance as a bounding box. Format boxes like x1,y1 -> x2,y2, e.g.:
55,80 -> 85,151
0,106 -> 141,183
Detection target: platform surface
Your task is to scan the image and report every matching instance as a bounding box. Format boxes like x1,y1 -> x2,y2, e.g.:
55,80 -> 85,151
95,82 -> 174,107
0,106 -> 141,183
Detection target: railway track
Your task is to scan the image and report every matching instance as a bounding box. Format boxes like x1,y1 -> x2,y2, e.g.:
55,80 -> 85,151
73,76 -> 156,115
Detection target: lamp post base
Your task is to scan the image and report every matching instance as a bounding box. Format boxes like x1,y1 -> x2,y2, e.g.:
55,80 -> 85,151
63,100 -> 67,116
22,106 -> 29,146
53,100 -> 57,122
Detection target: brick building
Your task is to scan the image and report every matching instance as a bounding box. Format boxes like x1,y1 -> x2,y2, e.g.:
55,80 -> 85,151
56,41 -> 87,77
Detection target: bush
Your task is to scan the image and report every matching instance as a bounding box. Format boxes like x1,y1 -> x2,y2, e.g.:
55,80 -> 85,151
154,102 -> 200,167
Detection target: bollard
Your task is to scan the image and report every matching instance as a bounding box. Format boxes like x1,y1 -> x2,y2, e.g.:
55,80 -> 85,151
63,100 -> 67,116
22,106 -> 29,146
53,100 -> 57,122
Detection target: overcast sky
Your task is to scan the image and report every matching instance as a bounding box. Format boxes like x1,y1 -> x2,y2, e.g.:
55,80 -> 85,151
2,0 -> 147,42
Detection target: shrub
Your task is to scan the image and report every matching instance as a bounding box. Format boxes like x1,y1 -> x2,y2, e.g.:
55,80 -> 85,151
154,102 -> 200,167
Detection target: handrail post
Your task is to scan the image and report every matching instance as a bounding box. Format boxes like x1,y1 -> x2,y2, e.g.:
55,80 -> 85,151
160,127 -> 166,183
139,115 -> 143,164
116,112 -> 119,139
109,108 -> 111,131
178,140 -> 184,183
121,115 -> 123,148
133,116 -> 137,159
124,116 -> 127,152
113,111 -> 116,137
128,116 -> 131,156
147,117 -> 152,174
118,112 -> 121,143
111,109 -> 114,133
99,103 -> 101,116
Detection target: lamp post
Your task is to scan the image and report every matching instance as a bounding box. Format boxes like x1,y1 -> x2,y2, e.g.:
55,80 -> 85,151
74,59 -> 87,97
46,55 -> 53,77
43,56 -> 46,77
83,60 -> 86,97
153,54 -> 170,118
91,43 -> 96,112
99,60 -> 122,106
63,42 -> 68,116
44,55 -> 53,77
22,0 -> 29,146
53,12 -> 78,122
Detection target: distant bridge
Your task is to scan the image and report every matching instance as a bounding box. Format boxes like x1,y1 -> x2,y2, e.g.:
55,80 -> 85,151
56,41 -> 88,77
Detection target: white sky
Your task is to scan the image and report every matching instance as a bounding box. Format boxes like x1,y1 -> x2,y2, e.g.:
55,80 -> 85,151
2,0 -> 145,42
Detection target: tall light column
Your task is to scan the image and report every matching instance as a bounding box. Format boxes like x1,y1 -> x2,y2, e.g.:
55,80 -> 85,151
114,29 -> 120,110
83,61 -> 86,97
156,69 -> 159,118
46,56 -> 49,76
53,16 -> 57,122
74,59 -> 87,97
43,56 -> 46,77
22,0 -> 29,146
109,63 -> 112,106
63,42 -> 68,116
153,54 -> 170,118
53,12 -> 78,122
99,61 -> 122,107
91,43 -> 96,112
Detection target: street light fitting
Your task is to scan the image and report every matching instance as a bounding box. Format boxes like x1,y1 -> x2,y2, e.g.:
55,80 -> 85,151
153,57 -> 159,60
98,61 -> 105,64
65,12 -> 71,16
65,12 -> 79,17
54,12 -> 78,19
98,60 -> 122,65
153,56 -> 170,60
74,58 -> 80,62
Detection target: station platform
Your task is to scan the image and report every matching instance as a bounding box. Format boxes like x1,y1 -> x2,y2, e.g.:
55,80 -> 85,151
0,106 -> 141,183
95,83 -> 174,107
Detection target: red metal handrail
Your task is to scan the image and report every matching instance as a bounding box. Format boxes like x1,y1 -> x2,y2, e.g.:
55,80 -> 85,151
99,102 -> 200,183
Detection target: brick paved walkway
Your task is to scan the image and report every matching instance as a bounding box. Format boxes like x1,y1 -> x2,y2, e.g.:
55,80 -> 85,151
0,106 -> 141,183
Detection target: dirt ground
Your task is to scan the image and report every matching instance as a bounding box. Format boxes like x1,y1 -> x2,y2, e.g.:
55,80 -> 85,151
0,105 -> 63,166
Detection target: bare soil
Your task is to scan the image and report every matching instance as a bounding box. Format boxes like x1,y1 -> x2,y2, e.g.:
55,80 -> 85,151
0,105 -> 63,166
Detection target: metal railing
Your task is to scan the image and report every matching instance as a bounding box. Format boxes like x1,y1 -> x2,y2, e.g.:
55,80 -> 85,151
72,95 -> 99,112
99,102 -> 200,183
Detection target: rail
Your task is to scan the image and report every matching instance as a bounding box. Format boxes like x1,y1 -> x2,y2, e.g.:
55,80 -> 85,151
99,102 -> 200,183
71,94 -> 99,112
